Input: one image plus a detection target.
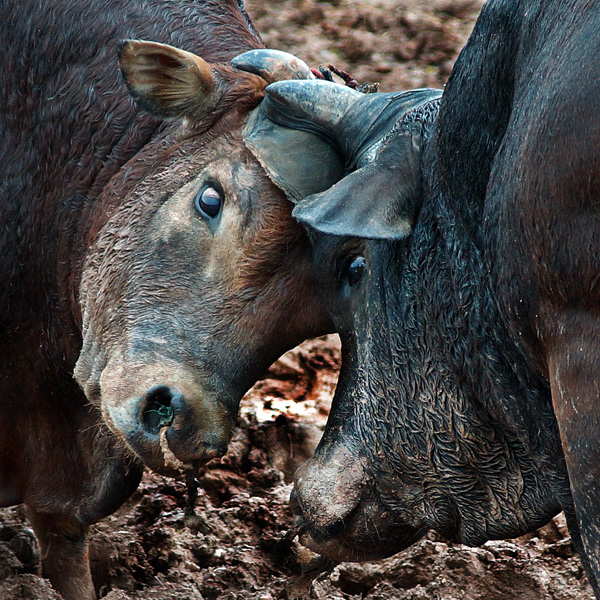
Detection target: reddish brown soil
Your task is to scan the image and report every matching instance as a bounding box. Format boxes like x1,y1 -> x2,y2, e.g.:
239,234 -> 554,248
0,1 -> 594,599
0,335 -> 593,599
248,0 -> 484,91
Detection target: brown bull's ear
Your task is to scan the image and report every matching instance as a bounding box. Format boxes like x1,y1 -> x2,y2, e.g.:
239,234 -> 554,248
119,40 -> 226,121
292,127 -> 423,240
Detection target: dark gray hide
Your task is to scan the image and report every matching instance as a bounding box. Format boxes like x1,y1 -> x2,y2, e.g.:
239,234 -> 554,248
254,1 -> 600,596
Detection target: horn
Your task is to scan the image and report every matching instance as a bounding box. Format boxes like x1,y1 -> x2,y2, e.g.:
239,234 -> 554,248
262,79 -> 362,138
231,49 -> 316,83
263,82 -> 442,169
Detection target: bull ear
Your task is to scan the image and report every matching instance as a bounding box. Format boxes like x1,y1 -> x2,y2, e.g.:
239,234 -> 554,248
119,40 -> 223,120
292,127 -> 424,240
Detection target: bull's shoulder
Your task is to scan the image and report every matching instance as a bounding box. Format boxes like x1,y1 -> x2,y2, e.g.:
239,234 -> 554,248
0,0 -> 261,187
0,0 -> 264,251
436,0 -> 600,223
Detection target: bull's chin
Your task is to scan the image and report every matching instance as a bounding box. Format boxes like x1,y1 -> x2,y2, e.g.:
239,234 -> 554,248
123,430 -> 224,478
129,442 -> 189,478
116,431 -> 188,477
296,503 -> 428,563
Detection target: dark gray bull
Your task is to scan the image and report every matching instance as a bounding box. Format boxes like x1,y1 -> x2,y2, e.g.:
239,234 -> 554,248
0,1 -> 339,598
251,0 -> 600,595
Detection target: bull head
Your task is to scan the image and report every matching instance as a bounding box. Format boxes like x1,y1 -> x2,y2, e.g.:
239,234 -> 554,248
75,43 -> 339,476
238,80 -> 450,561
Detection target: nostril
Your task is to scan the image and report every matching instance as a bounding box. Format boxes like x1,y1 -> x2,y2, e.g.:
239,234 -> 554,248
142,385 -> 178,433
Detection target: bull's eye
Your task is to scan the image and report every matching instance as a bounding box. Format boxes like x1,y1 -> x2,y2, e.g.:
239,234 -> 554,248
345,255 -> 366,287
194,185 -> 223,219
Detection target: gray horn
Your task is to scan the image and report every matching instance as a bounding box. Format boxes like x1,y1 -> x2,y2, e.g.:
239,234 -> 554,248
262,79 -> 362,141
262,81 -> 442,169
231,49 -> 316,83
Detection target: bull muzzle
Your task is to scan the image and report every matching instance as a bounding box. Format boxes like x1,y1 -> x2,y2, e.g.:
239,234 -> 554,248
99,361 -> 234,475
141,384 -> 229,464
292,442 -> 427,562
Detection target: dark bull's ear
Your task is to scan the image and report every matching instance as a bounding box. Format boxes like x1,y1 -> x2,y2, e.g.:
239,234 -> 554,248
244,79 -> 440,214
292,126 -> 424,240
242,103 -> 345,202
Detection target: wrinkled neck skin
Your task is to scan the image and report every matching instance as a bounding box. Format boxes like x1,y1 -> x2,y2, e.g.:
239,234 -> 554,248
312,122 -> 570,550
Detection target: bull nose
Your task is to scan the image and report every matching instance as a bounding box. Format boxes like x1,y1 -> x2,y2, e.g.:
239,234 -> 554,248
294,445 -> 367,529
293,446 -> 428,562
134,383 -> 231,469
100,360 -> 234,475
142,385 -> 176,432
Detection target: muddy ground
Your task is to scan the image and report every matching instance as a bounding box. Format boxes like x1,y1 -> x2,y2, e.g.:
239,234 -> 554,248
0,1 -> 595,599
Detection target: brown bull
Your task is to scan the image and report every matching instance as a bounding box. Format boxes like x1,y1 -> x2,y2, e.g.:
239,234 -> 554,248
0,1 -> 334,598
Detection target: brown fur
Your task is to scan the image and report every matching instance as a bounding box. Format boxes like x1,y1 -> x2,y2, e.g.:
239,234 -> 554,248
0,2 -> 330,598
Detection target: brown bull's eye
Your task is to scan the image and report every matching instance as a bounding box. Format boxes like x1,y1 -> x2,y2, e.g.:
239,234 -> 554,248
194,185 -> 223,219
345,255 -> 365,287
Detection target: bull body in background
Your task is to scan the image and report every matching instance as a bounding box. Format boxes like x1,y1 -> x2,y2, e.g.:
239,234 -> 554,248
258,0 -> 600,595
0,1 -> 331,597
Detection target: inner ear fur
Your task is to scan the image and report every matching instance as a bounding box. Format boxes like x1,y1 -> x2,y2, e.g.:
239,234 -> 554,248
119,40 -> 266,121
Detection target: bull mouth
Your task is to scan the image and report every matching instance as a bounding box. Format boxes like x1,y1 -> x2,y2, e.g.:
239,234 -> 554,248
123,427 -> 228,477
291,488 -> 428,563
290,442 -> 429,562
103,416 -> 226,477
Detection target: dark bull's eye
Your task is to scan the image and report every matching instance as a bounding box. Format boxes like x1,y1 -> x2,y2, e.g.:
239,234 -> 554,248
194,185 -> 223,219
345,255 -> 366,287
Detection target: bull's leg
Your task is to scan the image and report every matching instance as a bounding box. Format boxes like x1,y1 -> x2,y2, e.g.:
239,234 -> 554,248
25,508 -> 95,600
548,321 -> 600,596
